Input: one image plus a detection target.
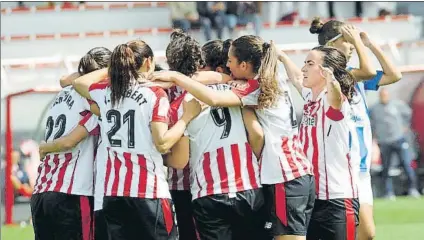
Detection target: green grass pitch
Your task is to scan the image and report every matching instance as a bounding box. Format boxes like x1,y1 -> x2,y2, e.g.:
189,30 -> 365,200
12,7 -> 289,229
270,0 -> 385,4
1,196 -> 423,240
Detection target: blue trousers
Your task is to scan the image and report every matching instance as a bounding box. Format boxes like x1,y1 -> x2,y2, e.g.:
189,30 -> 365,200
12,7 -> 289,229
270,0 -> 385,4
379,137 -> 418,196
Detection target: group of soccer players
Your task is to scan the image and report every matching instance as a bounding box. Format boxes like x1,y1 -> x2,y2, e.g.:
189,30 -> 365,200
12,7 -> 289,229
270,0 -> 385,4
31,16 -> 401,240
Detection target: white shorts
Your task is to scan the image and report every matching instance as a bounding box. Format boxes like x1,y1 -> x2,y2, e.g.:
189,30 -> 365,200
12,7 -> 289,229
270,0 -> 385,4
358,172 -> 373,205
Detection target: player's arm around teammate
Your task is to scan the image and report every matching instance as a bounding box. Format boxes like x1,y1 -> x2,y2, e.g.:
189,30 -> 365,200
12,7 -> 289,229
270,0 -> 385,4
38,120 -> 95,159
152,36 -> 315,240
242,107 -> 265,159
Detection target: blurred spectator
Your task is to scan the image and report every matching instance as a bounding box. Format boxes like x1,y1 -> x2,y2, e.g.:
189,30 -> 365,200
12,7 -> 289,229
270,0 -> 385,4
19,139 -> 40,188
10,150 -> 32,198
169,2 -> 199,33
269,2 -> 329,23
370,89 -> 421,199
238,2 -> 262,36
225,2 -> 239,37
371,139 -> 382,167
363,2 -> 397,17
226,2 -> 261,37
197,2 -> 226,41
329,2 -> 364,18
378,9 -> 392,17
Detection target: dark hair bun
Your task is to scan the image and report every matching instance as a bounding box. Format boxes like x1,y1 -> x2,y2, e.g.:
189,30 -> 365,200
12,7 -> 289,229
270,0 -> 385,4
309,17 -> 324,34
223,39 -> 233,49
170,29 -> 187,40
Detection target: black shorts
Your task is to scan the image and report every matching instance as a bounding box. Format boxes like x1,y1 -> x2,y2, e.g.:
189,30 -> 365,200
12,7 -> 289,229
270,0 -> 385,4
262,174 -> 316,237
307,198 -> 360,240
192,188 -> 271,240
94,210 -> 108,240
31,192 -> 94,240
170,190 -> 198,240
103,196 -> 177,240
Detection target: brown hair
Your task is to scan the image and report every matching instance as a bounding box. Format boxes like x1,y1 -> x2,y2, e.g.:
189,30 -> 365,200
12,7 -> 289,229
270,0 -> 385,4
310,17 -> 345,46
78,47 -> 111,75
231,35 -> 281,109
312,46 -> 355,102
202,39 -> 232,74
166,29 -> 204,77
109,40 -> 153,106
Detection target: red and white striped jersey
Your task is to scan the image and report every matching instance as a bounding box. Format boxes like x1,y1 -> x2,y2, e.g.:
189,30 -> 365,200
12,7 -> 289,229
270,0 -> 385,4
186,84 -> 261,200
231,79 -> 312,185
89,82 -> 171,199
33,86 -> 99,196
299,88 -> 359,200
167,85 -> 185,102
167,92 -> 191,191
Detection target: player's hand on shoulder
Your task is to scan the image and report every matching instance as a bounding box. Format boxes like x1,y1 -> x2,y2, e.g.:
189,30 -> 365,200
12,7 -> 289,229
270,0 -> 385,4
182,97 -> 206,120
148,70 -> 181,82
140,80 -> 175,89
60,72 -> 81,88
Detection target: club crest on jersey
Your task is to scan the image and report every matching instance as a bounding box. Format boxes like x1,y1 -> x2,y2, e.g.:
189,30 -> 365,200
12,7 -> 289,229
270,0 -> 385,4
351,114 -> 363,123
52,91 -> 74,109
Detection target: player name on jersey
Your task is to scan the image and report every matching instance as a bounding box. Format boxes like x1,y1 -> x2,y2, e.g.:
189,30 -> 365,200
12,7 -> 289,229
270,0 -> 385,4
34,87 -> 99,196
90,83 -> 171,199
51,90 -> 75,110
102,87 -> 149,106
122,87 -> 148,105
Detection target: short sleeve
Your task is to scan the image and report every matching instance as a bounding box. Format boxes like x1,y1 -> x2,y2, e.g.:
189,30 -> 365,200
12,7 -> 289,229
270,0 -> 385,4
150,87 -> 170,123
89,81 -> 109,104
79,113 -> 100,135
301,87 -> 312,101
231,80 -> 260,106
363,70 -> 383,91
325,96 -> 350,122
168,92 -> 187,127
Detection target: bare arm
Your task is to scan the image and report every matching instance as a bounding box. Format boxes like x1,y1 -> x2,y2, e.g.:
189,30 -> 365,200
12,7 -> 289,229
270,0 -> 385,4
60,72 -> 81,88
342,26 -> 377,81
72,68 -> 108,99
39,125 -> 89,158
278,51 -> 303,94
322,66 -> 343,110
363,33 -> 402,86
242,107 -> 264,159
165,136 -> 190,169
151,98 -> 201,154
191,71 -> 232,85
90,103 -> 100,116
150,71 -> 242,107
